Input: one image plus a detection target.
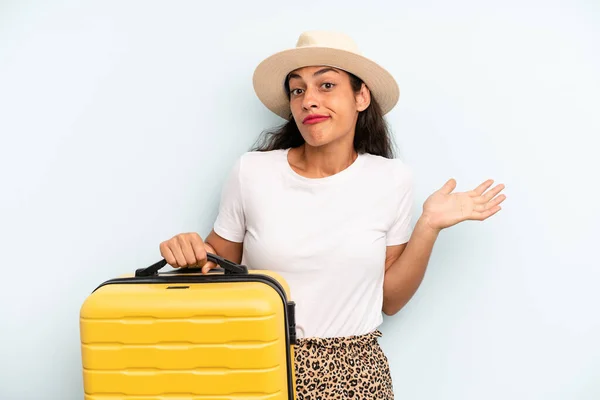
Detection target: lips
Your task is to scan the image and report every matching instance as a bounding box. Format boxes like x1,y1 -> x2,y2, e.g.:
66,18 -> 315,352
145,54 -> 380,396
303,114 -> 330,124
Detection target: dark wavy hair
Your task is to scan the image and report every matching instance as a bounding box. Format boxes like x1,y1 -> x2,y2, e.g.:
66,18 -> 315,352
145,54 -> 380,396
250,71 -> 397,159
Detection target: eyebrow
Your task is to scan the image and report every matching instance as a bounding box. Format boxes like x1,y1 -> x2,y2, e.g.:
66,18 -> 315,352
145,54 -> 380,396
288,67 -> 340,81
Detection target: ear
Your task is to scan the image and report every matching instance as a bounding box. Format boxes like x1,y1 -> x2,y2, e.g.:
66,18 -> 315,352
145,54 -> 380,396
355,83 -> 371,112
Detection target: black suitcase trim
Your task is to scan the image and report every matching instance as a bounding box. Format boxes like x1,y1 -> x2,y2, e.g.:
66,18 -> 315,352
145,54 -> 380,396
91,272 -> 296,399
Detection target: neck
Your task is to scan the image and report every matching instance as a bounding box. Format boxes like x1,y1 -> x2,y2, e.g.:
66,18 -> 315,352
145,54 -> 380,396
294,142 -> 358,178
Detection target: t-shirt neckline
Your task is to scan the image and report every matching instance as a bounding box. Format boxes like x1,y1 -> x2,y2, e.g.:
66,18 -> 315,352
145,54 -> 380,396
281,147 -> 364,185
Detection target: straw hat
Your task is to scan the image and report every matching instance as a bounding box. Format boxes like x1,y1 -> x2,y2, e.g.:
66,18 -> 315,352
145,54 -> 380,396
252,30 -> 400,120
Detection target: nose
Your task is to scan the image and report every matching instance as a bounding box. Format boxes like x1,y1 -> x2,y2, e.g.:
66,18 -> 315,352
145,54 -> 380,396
302,86 -> 319,111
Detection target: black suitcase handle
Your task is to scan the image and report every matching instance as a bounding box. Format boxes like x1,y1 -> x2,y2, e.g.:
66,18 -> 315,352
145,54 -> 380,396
135,253 -> 248,277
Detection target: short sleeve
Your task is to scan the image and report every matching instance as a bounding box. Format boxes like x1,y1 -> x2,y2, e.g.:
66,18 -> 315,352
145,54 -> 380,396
386,163 -> 414,246
213,155 -> 246,242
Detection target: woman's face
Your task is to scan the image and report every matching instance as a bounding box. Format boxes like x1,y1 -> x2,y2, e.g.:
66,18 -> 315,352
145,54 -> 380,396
287,66 -> 370,148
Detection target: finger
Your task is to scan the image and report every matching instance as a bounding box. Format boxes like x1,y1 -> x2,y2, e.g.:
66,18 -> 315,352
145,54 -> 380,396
471,179 -> 494,196
473,194 -> 507,211
160,242 -> 177,266
489,194 -> 507,208
189,234 -> 208,267
178,235 -> 198,266
439,178 -> 457,195
169,239 -> 188,268
201,261 -> 218,275
481,183 -> 506,203
471,205 -> 502,221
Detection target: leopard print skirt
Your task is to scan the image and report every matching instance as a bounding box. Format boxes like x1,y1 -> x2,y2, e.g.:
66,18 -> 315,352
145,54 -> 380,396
292,330 -> 394,399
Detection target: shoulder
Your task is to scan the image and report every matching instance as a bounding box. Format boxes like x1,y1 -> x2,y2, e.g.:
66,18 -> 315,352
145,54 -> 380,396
228,149 -> 287,180
237,149 -> 286,166
361,153 -> 413,187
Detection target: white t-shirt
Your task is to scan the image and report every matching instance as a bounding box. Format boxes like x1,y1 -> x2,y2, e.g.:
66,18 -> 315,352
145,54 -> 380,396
213,148 -> 414,339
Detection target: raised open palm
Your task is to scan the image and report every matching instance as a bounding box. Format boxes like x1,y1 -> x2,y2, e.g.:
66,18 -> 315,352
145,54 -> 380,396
422,178 -> 506,231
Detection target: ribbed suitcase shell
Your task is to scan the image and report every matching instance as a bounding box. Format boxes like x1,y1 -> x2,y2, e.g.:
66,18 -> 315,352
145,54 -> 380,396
80,266 -> 296,400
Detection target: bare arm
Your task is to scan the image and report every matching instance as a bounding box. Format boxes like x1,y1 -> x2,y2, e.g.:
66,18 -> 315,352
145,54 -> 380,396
204,229 -> 244,264
382,178 -> 505,315
382,217 -> 439,315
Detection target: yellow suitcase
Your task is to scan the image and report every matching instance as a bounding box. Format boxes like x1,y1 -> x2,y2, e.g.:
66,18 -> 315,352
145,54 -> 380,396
80,253 -> 297,400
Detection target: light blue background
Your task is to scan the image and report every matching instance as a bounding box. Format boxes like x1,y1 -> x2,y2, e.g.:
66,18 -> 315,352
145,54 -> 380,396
1,1 -> 599,399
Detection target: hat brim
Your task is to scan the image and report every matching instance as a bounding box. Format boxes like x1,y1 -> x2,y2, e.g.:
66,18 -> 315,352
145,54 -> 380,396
252,46 -> 400,120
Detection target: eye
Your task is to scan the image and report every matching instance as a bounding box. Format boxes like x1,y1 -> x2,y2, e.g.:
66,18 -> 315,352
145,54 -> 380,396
321,82 -> 335,90
290,88 -> 304,96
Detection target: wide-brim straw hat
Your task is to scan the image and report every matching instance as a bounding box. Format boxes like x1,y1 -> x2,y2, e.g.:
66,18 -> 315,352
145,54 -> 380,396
252,30 -> 400,120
